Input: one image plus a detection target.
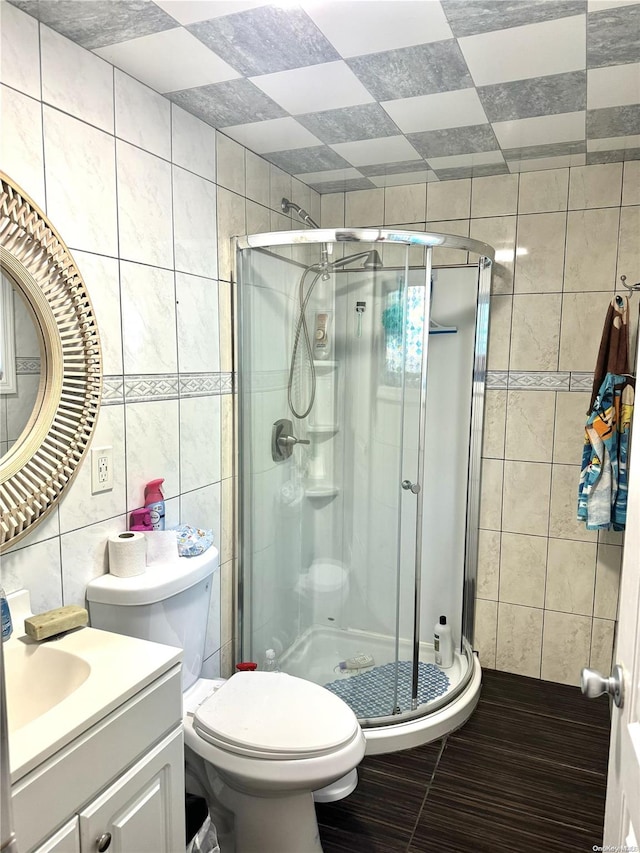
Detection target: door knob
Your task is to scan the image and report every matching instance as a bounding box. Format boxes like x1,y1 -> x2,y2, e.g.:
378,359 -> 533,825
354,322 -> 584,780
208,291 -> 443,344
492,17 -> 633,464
401,480 -> 421,494
96,833 -> 112,852
580,664 -> 624,708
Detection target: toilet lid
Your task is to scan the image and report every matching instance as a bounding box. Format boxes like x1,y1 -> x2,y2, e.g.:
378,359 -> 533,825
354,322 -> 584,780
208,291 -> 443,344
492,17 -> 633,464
193,671 -> 359,759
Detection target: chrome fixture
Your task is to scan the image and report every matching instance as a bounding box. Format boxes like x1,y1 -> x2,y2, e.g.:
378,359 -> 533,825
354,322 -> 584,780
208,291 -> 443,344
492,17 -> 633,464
581,665 -> 624,708
272,418 -> 310,462
281,197 -> 320,229
401,480 -> 421,494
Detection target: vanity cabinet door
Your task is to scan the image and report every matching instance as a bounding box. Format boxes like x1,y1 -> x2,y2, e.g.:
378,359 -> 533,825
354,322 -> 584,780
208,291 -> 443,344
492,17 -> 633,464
78,728 -> 185,853
33,818 -> 80,853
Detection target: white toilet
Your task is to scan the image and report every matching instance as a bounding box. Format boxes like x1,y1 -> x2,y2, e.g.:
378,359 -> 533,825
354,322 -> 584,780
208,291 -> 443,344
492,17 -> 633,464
86,548 -> 365,853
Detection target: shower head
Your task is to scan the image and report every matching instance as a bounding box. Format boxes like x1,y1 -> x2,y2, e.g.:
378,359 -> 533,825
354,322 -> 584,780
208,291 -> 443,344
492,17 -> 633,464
331,249 -> 383,271
363,249 -> 382,270
281,197 -> 320,229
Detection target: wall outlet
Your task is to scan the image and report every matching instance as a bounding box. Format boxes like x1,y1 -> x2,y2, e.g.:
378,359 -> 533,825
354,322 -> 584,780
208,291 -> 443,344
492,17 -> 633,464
91,446 -> 113,494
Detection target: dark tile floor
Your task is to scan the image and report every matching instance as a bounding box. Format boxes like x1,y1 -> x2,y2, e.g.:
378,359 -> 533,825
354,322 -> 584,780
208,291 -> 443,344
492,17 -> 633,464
316,668 -> 611,853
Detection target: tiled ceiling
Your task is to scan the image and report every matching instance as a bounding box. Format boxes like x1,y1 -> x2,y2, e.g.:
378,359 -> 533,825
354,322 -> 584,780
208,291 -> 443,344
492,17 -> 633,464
10,0 -> 640,192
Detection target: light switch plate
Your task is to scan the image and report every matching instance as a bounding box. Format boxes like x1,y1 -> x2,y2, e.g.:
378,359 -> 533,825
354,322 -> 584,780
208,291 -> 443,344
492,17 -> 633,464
91,446 -> 113,494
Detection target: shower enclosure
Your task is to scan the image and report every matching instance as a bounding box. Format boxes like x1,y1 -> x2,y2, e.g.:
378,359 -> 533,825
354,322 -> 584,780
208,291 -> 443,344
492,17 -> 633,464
235,224 -> 494,754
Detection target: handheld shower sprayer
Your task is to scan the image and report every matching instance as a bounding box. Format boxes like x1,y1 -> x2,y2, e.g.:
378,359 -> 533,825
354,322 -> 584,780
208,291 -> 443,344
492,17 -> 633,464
281,197 -> 319,229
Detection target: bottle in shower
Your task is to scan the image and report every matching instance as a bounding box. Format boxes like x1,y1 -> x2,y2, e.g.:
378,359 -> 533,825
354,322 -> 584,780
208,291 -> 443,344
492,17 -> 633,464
264,649 -> 280,672
434,615 -> 453,668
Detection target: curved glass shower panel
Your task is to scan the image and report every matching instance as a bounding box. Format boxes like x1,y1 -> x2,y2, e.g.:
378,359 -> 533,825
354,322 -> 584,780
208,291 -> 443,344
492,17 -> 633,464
237,238 -> 416,721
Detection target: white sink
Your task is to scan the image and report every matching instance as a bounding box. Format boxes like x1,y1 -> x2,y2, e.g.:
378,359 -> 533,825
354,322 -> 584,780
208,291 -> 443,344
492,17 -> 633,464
5,642 -> 91,732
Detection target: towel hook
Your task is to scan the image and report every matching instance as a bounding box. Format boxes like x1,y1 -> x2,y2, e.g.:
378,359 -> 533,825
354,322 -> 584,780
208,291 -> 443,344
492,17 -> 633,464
620,275 -> 640,296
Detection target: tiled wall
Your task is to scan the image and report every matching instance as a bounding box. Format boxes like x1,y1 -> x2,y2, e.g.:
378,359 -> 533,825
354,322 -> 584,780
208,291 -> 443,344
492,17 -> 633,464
0,2 -> 319,679
323,161 -> 640,685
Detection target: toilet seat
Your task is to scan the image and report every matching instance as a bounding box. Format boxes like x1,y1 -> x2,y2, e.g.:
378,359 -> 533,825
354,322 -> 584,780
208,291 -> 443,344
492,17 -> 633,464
193,671 -> 360,760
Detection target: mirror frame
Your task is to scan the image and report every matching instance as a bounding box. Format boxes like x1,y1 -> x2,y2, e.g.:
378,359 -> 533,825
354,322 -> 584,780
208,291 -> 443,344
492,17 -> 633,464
0,172 -> 102,551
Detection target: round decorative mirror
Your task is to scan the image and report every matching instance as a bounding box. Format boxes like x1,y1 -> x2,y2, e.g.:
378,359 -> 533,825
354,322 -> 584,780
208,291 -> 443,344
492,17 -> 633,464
0,172 -> 102,551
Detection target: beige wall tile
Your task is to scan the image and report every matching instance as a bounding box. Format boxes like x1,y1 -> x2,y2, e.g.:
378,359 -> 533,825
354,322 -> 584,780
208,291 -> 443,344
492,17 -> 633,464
245,150 -> 270,207
216,132 -> 245,196
269,164 -> 291,213
563,207 -> 620,292
499,532 -> 547,608
218,280 -> 233,373
477,529 -> 500,600
221,393 -> 234,481
487,295 -> 512,370
617,205 -> 640,285
471,173 -> 519,218
509,293 -> 561,371
553,391 -> 590,464
474,598 -> 498,667
514,212 -> 567,294
622,160 -> 640,206
245,198 -> 270,235
505,390 -> 555,462
541,610 -> 591,685
321,192 -> 345,226
590,618 -> 615,674
470,215 -> 516,294
482,389 -> 506,459
220,559 -> 234,649
568,163 -> 623,210
502,460 -> 551,537
545,537 -> 596,615
427,218 -> 469,265
558,291 -> 616,372
384,182 -> 426,224
216,186 -> 246,282
426,178 -> 471,221
220,639 -> 235,679
345,187 -> 384,226
496,602 -> 543,677
549,463 -> 597,542
221,476 -> 234,563
480,458 -> 503,530
518,168 -> 569,215
594,543 -> 622,620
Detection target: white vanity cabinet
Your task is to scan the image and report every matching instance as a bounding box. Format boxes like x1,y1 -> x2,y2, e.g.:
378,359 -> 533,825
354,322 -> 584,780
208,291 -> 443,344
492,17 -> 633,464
13,664 -> 185,853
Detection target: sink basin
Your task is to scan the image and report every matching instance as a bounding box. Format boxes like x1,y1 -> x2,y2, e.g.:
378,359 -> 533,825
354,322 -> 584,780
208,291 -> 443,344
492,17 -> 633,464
4,642 -> 91,732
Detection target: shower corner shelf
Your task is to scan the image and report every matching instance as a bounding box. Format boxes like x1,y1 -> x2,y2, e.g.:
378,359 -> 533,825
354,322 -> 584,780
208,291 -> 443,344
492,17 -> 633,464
305,484 -> 340,498
312,360 -> 338,369
307,424 -> 339,434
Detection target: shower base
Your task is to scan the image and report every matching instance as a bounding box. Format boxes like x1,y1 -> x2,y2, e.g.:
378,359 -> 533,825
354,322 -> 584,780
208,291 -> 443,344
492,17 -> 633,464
280,625 -> 481,754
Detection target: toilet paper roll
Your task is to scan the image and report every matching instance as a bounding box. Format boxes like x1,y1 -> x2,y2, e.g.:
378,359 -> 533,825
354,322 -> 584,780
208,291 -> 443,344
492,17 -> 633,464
145,530 -> 179,566
108,531 -> 146,578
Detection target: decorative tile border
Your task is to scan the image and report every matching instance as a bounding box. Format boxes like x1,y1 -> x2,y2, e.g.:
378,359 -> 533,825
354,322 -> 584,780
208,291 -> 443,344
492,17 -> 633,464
487,371 -> 595,392
101,373 -> 234,405
486,371 -> 508,390
180,372 -> 233,397
102,376 -> 125,405
570,372 -> 595,392
16,356 -> 41,374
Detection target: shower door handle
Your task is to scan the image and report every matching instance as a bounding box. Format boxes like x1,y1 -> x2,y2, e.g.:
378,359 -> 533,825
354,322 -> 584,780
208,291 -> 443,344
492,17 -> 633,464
402,480 -> 421,494
272,418 -> 310,462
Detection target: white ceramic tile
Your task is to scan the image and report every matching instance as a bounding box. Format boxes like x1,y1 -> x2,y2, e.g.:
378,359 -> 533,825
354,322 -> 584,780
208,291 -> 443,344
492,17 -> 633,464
553,391 -> 591,465
245,150 -> 270,206
517,168 -> 569,214
502,461 -> 551,537
220,477 -> 234,564
180,396 -> 221,492
115,71 -> 171,159
382,88 -> 487,134
155,0 -> 268,24
471,173 -> 519,217
492,111 -> 586,150
499,532 -> 547,608
217,133 -> 246,195
125,399 -> 180,511
219,557 -> 234,647
95,27 -> 240,93
61,515 -> 127,608
73,251 -> 122,374
545,537 -> 597,615
120,261 -> 177,374
345,188 -> 384,226
541,610 -> 591,686
587,63 -> 640,110
370,170 -> 437,188
459,15 -> 585,86
44,106 -> 118,256
41,24 -> 113,133
559,292 -> 617,371
477,529 -> 500,600
302,0 -> 452,57
568,163 -> 623,209
173,166 -> 218,277
117,140 -> 173,267
0,1 -> 40,97
505,390 -> 556,462
222,116 -> 321,154
515,212 -> 567,294
496,602 -> 543,677
176,272 -> 220,373
549,463 -> 597,542
218,280 -> 233,372
251,61 -> 374,115
172,104 -> 217,182
0,537 -> 62,614
469,215 -> 516,294
0,84 -> 45,210
622,161 -> 640,206
203,564 -> 221,658
427,151 -> 504,171
473,598 -> 498,667
508,153 -> 586,173
220,396 -> 234,481
594,544 -> 622,620
58,404 -> 127,534
479,458 -> 503,530
180,482 -> 221,547
426,179 -> 471,221
564,208 -> 620,291
331,135 -> 421,167
509,293 -> 561,371
487,295 -> 512,370
217,186 -> 245,282
587,134 -> 640,152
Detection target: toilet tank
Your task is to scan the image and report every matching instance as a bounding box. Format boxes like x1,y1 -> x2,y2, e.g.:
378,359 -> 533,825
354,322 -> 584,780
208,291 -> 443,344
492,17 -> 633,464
86,548 -> 218,691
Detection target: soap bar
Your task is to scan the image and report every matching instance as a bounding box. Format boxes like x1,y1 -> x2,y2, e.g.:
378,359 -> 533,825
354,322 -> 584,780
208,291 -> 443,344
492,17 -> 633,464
24,605 -> 88,640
